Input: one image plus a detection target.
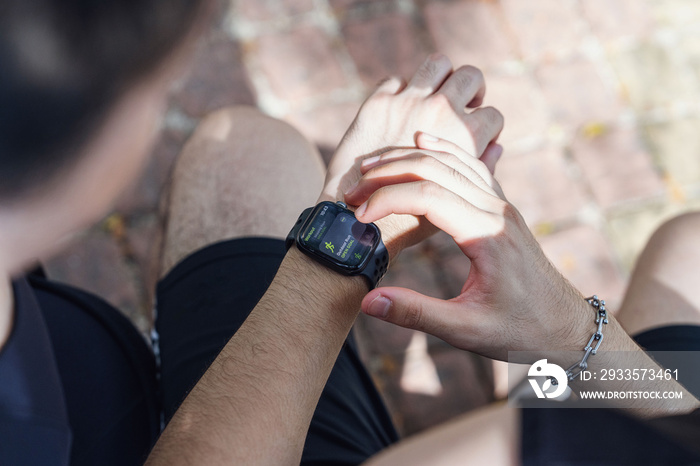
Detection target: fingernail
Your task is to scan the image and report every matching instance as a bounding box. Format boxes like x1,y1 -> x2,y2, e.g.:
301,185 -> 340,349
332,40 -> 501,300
355,202 -> 367,218
367,295 -> 391,318
420,132 -> 439,142
361,155 -> 381,168
344,181 -> 359,196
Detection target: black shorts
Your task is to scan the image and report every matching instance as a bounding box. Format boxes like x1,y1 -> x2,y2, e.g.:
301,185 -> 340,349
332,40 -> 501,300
29,238 -> 398,466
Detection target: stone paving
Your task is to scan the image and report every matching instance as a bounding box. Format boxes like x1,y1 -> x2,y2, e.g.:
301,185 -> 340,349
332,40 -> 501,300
45,0 -> 700,436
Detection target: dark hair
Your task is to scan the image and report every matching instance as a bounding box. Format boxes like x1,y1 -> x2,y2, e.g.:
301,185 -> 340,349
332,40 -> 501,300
0,0 -> 207,199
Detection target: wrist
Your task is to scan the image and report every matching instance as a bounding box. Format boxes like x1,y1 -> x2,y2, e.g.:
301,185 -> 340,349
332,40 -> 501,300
558,295 -> 601,353
279,246 -> 368,315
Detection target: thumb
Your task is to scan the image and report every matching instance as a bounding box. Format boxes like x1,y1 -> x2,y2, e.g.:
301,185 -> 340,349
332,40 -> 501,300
361,287 -> 455,336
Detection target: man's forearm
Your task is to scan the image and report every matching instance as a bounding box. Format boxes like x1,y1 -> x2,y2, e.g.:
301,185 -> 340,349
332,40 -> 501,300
147,247 -> 368,465
561,299 -> 700,417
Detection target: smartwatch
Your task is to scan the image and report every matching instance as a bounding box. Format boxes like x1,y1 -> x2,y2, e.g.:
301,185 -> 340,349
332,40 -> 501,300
286,201 -> 389,289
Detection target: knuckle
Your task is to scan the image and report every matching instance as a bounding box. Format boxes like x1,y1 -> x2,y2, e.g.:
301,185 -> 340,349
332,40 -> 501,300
364,93 -> 391,111
453,71 -> 475,92
428,92 -> 453,111
447,164 -> 464,184
418,179 -> 438,198
461,65 -> 484,81
416,60 -> 439,82
440,151 -> 461,167
483,106 -> 504,127
373,76 -> 403,96
402,304 -> 424,329
380,75 -> 401,87
417,154 -> 440,169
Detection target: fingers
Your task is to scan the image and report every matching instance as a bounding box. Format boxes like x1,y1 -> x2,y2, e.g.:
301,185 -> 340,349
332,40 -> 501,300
435,65 -> 486,110
414,133 -> 495,183
359,145 -> 493,190
346,155 -> 500,212
362,287 -> 466,338
355,180 -> 505,245
405,54 -> 453,96
466,106 -> 504,156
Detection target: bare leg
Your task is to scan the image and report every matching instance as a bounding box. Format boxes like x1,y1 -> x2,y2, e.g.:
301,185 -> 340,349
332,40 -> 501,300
160,106 -> 325,276
616,212 -> 700,336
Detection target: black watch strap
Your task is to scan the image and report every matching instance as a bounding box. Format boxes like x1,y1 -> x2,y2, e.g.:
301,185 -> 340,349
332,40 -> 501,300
285,207 -> 314,251
286,205 -> 388,289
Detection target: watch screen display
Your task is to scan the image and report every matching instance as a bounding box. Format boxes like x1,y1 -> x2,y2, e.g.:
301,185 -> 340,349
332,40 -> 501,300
299,203 -> 379,268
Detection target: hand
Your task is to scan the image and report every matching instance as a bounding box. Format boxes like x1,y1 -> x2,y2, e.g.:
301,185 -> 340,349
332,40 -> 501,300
320,54 -> 504,252
345,137 -> 590,362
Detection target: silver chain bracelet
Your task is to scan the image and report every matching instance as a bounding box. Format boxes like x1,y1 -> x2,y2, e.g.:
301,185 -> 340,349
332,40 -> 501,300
562,295 -> 608,382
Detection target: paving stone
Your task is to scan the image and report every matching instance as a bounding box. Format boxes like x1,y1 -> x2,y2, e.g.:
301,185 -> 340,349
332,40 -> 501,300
284,101 -> 362,163
330,0 -> 391,13
43,227 -> 149,333
496,147 -> 589,227
435,247 -> 471,299
354,313 -> 416,362
570,126 -> 664,208
538,224 -> 626,306
254,26 -> 349,102
171,32 -> 255,119
609,41 -> 699,112
675,30 -> 700,88
580,0 -> 653,43
650,0 -> 700,29
482,74 -> 549,149
424,0 -> 517,70
342,13 -> 431,87
116,128 -> 187,215
125,213 -> 163,308
425,230 -> 460,256
642,118 -> 700,188
384,245 -> 446,298
233,0 -> 315,22
501,0 -> 585,60
536,58 -> 622,130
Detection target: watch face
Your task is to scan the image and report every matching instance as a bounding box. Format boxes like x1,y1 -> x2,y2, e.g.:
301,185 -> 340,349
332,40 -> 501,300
298,202 -> 380,271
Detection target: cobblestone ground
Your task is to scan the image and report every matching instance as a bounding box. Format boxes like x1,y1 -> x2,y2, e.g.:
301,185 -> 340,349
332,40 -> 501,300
45,0 -> 700,436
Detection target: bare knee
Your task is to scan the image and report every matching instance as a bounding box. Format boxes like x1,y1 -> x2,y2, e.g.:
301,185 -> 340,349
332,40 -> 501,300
197,106 -> 263,138
195,105 -> 310,148
617,210 -> 700,334
650,212 -> 700,250
636,211 -> 700,277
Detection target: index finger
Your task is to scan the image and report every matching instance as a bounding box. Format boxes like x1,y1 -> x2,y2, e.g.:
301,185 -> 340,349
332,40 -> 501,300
356,181 -> 507,246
